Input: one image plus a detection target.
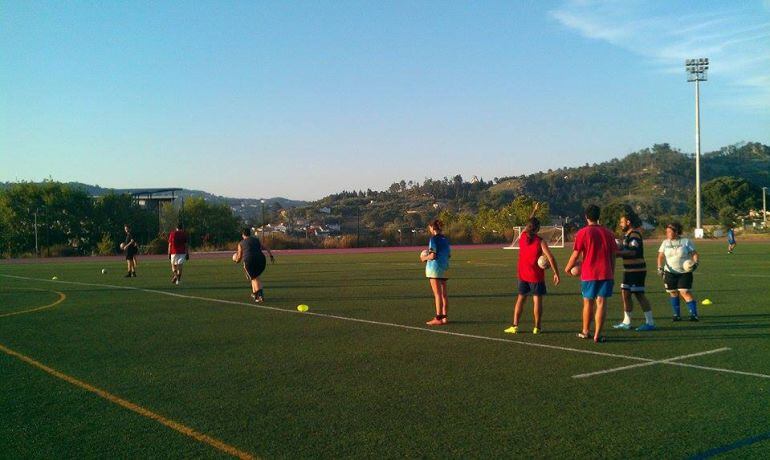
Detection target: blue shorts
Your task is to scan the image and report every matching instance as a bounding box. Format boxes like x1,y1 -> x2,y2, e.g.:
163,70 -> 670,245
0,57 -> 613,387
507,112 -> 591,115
518,281 -> 547,296
581,280 -> 614,299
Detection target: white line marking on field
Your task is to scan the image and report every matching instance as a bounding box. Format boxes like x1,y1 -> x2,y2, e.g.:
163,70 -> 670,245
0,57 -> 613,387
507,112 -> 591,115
572,347 -> 730,379
4,274 -> 770,380
664,362 -> 770,379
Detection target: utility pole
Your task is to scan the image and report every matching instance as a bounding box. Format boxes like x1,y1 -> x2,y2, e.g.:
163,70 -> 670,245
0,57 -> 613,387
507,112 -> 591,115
34,209 -> 39,257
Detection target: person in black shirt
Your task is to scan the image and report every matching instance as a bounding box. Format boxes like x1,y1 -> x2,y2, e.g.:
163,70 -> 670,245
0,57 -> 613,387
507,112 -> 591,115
614,209 -> 655,331
233,228 -> 274,303
122,224 -> 138,278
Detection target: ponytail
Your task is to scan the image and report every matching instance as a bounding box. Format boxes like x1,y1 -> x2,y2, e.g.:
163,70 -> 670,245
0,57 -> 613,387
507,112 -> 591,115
525,217 -> 540,244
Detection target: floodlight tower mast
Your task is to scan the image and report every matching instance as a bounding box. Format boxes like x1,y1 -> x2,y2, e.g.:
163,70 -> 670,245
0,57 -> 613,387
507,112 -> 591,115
686,58 -> 708,238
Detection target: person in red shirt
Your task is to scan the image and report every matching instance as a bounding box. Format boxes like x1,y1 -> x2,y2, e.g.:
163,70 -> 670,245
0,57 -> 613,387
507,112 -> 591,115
565,204 -> 617,343
167,223 -> 189,285
504,217 -> 560,335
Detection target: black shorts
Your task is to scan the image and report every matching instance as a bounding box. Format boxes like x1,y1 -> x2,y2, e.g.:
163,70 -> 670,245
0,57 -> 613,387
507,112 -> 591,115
621,271 -> 646,292
518,281 -> 547,296
125,247 -> 138,260
244,256 -> 266,279
664,271 -> 693,292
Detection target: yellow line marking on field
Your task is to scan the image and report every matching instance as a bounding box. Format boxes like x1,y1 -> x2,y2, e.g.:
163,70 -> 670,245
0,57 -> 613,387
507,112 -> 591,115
0,342 -> 256,460
0,288 -> 67,318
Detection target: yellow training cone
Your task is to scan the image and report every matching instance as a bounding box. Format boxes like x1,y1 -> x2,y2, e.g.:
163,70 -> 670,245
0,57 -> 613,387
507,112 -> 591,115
701,299 -> 712,305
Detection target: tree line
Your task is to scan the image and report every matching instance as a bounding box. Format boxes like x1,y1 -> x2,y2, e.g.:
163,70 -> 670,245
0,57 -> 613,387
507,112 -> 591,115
0,182 -> 241,258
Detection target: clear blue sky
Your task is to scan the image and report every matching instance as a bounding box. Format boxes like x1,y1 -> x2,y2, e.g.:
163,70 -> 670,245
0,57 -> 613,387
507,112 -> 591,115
2,0 -> 769,200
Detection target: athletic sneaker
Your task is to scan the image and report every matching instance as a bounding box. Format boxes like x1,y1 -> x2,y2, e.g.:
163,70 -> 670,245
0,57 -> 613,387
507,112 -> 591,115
441,317 -> 449,325
612,322 -> 633,330
532,327 -> 541,335
577,332 -> 591,339
672,315 -> 682,322
255,295 -> 264,304
689,315 -> 699,322
426,318 -> 444,326
636,323 -> 656,331
504,325 -> 519,334
594,336 -> 606,343
124,272 -> 132,278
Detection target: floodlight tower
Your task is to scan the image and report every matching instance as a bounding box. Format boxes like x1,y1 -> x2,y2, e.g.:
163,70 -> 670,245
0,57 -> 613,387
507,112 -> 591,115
686,57 -> 708,238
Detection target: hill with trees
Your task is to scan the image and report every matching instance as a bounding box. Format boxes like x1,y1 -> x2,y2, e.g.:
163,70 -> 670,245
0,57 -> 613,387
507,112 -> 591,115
2,142 -> 767,256
300,142 -> 769,242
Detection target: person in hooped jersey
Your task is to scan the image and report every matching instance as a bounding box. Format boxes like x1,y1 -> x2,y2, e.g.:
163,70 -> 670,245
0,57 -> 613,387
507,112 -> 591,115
726,224 -> 737,254
123,224 -> 138,278
233,228 -> 275,303
168,222 -> 189,285
564,204 -> 617,343
613,208 -> 656,331
657,222 -> 700,321
421,219 -> 451,326
504,216 -> 560,335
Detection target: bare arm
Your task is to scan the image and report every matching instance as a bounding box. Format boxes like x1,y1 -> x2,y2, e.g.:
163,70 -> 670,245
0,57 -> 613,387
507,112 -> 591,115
234,244 -> 243,263
564,250 -> 580,275
541,241 -> 560,285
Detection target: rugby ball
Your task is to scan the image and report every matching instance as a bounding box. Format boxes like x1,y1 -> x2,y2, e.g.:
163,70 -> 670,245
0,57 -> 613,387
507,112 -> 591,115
570,263 -> 581,277
119,243 -> 126,250
537,255 -> 550,269
420,249 -> 431,261
683,259 -> 696,272
232,253 -> 239,263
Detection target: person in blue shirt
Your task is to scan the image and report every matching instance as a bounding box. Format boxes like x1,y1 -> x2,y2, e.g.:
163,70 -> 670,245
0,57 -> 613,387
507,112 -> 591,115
726,225 -> 737,254
420,219 -> 451,326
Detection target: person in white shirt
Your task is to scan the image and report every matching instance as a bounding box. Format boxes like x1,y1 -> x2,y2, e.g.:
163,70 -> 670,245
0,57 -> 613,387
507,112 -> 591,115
657,222 -> 700,321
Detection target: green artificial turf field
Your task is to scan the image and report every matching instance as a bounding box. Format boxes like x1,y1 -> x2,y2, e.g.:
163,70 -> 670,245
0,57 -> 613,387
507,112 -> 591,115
1,242 -> 769,459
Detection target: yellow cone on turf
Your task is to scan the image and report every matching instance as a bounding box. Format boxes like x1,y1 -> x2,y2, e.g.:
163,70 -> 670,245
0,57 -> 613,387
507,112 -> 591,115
297,304 -> 309,312
701,299 -> 712,305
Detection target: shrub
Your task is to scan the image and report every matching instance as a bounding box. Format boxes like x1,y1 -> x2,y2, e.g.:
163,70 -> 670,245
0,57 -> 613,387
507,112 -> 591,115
96,233 -> 115,256
142,237 -> 168,255
321,235 -> 358,249
47,244 -> 81,257
265,233 -> 315,250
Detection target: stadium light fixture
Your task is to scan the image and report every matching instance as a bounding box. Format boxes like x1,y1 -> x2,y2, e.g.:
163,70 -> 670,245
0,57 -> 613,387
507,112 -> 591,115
686,57 -> 708,238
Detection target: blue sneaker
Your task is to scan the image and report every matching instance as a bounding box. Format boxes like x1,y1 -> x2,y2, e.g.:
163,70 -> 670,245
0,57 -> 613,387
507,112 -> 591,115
612,322 -> 632,330
636,323 -> 656,331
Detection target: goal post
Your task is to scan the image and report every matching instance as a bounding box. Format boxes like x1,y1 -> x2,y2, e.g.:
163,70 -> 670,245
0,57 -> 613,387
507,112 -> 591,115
503,225 -> 565,250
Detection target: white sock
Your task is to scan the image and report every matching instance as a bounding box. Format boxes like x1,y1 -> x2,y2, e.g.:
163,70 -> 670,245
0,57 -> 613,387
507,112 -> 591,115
623,311 -> 632,324
644,310 -> 654,325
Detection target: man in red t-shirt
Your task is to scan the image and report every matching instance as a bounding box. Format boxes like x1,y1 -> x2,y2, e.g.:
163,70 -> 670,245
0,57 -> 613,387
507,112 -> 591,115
167,223 -> 189,285
565,204 -> 617,343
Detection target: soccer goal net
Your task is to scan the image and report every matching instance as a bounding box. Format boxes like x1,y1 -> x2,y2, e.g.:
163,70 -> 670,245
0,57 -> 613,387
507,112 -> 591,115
504,225 -> 565,249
